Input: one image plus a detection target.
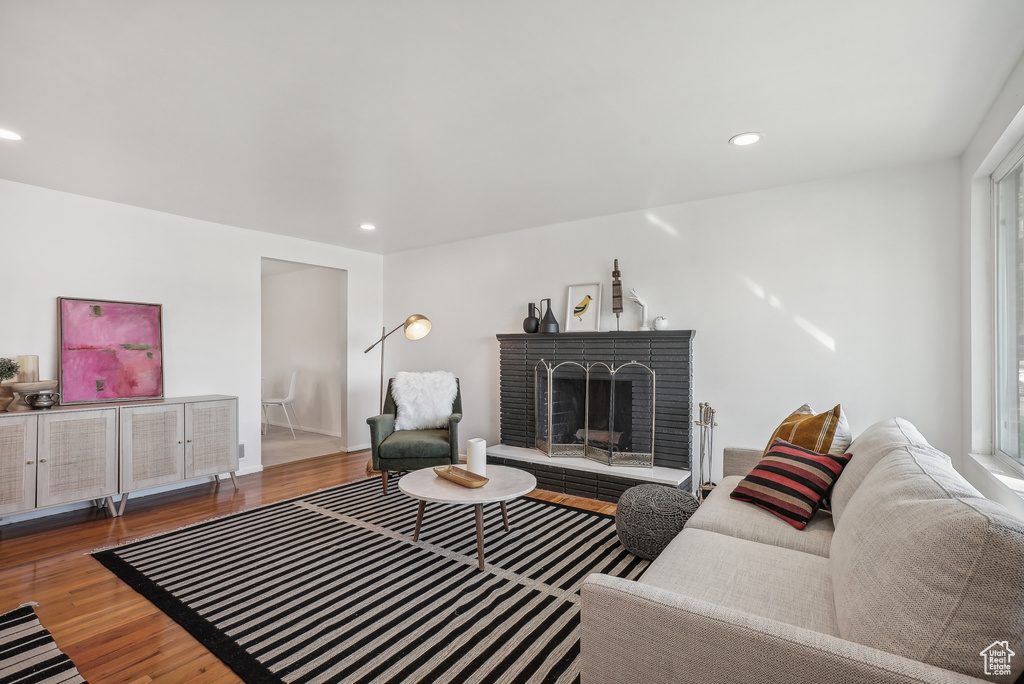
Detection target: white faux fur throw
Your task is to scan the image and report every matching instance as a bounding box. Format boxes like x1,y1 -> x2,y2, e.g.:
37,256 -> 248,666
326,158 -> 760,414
392,370 -> 458,430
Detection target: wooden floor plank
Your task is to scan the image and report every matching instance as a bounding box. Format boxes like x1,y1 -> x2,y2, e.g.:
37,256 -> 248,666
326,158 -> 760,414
0,450 -> 616,682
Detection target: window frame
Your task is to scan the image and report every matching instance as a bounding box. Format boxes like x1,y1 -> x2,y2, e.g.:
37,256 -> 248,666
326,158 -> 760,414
992,134 -> 1024,479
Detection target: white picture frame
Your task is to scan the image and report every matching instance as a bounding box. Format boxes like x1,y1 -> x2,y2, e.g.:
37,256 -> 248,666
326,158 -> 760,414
565,283 -> 601,332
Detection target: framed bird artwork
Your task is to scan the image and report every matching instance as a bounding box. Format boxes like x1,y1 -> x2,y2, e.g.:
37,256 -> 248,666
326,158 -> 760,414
565,283 -> 601,332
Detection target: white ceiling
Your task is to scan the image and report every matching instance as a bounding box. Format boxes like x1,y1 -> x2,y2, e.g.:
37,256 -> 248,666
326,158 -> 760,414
2,1 -> 1024,255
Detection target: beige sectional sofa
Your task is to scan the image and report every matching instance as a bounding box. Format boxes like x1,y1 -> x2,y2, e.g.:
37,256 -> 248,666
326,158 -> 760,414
581,418 -> 1024,683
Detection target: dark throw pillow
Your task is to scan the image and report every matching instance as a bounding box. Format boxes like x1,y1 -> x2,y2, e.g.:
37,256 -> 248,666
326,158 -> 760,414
731,438 -> 852,530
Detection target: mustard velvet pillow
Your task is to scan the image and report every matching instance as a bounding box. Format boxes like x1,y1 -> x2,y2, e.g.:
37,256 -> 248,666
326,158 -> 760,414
763,404 -> 851,457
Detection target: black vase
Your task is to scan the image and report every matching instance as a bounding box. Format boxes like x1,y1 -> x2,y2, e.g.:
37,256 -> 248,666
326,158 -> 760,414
523,303 -> 540,333
539,298 -> 559,334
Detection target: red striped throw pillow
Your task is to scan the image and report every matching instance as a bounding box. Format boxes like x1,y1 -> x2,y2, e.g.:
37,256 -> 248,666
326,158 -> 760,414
730,439 -> 852,530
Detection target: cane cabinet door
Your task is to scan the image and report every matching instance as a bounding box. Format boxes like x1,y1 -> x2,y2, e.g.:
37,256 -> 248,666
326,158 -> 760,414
0,414 -> 38,516
121,403 -> 186,491
185,398 -> 238,478
36,408 -> 117,508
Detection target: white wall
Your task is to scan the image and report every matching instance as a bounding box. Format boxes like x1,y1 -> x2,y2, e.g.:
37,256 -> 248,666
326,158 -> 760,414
0,178 -> 382,480
384,160 -> 963,475
261,262 -> 347,440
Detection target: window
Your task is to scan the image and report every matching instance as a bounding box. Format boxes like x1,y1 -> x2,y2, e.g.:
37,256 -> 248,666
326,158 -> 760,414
995,140 -> 1024,475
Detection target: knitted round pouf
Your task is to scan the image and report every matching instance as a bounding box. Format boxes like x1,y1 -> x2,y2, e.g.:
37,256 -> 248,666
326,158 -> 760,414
615,484 -> 700,560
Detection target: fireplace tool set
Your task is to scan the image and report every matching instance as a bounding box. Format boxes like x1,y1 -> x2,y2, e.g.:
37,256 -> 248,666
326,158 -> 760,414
695,402 -> 718,502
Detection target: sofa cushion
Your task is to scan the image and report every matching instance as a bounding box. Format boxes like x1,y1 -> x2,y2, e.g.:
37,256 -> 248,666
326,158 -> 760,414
763,404 -> 851,457
685,476 -> 835,557
641,528 -> 840,636
830,417 -> 932,524
830,444 -> 1024,680
731,440 -> 851,530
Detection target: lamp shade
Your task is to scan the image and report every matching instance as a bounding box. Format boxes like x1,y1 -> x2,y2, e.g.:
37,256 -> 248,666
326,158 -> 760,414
403,314 -> 431,340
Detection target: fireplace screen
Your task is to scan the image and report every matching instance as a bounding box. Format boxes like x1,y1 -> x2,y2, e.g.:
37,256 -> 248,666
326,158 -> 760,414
535,360 -> 655,467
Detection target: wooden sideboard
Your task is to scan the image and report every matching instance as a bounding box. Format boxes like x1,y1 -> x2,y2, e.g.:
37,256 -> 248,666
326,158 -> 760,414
0,395 -> 238,519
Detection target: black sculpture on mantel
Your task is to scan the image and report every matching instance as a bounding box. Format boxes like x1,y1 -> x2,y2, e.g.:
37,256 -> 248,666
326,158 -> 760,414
539,298 -> 559,333
611,259 -> 623,330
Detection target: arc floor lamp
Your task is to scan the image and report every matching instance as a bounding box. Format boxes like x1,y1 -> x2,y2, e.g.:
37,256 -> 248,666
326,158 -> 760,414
364,314 -> 431,412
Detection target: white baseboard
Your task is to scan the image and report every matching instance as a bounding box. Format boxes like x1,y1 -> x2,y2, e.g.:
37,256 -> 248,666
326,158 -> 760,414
346,442 -> 370,452
263,421 -> 342,438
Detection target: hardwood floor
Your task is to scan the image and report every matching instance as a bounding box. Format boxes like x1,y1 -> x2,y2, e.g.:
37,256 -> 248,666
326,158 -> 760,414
0,451 -> 615,683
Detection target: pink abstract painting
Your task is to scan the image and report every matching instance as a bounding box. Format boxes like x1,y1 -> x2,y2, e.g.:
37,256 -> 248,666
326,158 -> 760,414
59,298 -> 164,404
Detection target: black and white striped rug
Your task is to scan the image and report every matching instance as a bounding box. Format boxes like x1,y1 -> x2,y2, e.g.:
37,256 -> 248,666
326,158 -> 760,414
0,604 -> 87,683
94,476 -> 647,683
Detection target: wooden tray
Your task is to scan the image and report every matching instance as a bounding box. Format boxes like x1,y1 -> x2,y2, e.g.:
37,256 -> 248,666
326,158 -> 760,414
434,465 -> 489,488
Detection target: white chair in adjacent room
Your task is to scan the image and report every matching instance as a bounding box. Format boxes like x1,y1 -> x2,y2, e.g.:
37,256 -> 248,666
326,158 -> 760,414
262,370 -> 301,440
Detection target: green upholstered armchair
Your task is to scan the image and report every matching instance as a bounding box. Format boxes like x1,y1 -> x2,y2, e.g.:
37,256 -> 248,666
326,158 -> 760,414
366,378 -> 462,493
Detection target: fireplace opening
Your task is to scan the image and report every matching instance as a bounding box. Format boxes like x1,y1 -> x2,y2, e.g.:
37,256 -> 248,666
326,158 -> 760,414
536,376 -> 632,451
582,378 -> 632,451
535,360 -> 654,467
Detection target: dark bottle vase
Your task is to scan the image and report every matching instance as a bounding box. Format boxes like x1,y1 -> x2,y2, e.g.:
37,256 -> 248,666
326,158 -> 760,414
539,298 -> 559,334
523,303 -> 540,333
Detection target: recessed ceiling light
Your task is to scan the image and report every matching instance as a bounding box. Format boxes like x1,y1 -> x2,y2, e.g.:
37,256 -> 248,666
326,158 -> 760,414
360,224 -> 376,231
0,128 -> 22,141
729,132 -> 762,146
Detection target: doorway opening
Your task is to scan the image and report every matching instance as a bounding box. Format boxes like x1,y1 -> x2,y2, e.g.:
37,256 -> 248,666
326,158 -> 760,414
261,258 -> 348,466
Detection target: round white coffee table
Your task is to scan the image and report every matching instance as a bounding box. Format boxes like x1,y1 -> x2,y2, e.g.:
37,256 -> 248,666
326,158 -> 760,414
399,465 -> 537,570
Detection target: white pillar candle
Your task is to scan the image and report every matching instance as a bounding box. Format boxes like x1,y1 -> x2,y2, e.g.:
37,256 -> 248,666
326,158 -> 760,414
467,438 -> 487,477
16,355 -> 38,382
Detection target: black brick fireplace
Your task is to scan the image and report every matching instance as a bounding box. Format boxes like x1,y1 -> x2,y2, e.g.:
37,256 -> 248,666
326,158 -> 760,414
496,331 -> 694,470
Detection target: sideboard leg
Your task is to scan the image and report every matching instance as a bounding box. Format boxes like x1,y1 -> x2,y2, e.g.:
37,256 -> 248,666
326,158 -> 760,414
118,492 -> 130,517
228,472 -> 239,490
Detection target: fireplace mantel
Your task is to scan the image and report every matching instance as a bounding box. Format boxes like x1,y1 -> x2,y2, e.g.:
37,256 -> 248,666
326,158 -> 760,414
496,330 -> 694,470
